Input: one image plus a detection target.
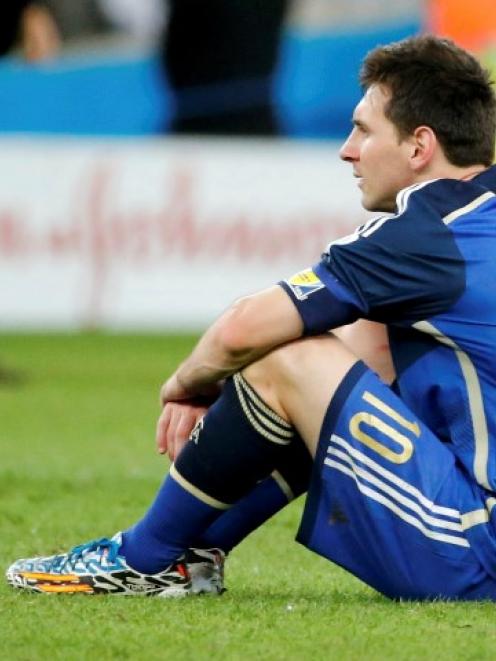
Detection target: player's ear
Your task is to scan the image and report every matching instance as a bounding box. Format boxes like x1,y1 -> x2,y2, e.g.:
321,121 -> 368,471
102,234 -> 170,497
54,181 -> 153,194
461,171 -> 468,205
409,126 -> 437,172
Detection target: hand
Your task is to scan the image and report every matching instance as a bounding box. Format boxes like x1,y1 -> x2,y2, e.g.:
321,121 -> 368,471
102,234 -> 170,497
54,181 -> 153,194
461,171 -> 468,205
160,373 -> 223,407
159,373 -> 192,406
156,400 -> 209,461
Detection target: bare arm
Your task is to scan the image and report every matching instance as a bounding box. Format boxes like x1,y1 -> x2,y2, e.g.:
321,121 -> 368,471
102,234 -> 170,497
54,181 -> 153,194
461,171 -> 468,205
156,292 -> 394,459
160,285 -> 304,404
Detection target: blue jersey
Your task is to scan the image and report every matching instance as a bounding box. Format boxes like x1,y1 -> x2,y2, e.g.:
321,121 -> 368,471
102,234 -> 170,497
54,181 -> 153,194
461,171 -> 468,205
280,165 -> 496,494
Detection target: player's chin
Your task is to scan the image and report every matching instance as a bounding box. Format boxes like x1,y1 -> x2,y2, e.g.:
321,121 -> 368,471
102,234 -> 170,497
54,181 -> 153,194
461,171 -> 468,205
357,184 -> 372,209
361,192 -> 394,213
360,193 -> 377,211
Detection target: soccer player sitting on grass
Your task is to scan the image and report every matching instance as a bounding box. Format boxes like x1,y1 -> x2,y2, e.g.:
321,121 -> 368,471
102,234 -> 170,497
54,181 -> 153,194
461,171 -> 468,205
7,34 -> 496,601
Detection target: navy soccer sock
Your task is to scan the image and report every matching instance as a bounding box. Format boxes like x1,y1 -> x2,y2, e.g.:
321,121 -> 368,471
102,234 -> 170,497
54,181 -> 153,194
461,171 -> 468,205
121,374 -> 297,574
194,439 -> 312,553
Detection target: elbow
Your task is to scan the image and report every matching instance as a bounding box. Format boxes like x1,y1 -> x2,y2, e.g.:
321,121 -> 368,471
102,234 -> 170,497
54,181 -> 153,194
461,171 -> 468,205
216,296 -> 257,359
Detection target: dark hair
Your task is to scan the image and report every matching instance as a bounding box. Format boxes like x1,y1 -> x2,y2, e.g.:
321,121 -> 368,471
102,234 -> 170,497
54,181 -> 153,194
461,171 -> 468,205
360,35 -> 496,167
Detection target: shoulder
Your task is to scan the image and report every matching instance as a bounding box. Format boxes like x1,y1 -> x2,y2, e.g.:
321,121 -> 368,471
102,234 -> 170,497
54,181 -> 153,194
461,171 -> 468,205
396,175 -> 496,225
327,180 -> 452,253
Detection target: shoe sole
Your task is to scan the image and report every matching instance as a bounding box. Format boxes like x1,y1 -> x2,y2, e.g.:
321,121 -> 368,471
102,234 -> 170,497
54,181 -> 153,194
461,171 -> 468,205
7,569 -> 191,597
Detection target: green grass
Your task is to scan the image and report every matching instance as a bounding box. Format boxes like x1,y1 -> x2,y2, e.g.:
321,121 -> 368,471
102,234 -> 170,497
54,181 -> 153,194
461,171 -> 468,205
1,333 -> 495,661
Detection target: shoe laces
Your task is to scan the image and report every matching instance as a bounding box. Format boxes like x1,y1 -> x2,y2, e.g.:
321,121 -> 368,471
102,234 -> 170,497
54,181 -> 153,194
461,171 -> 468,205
62,537 -> 120,569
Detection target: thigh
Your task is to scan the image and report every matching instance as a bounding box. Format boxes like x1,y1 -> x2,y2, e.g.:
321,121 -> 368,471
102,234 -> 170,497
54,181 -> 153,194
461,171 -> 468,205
334,319 -> 395,384
297,362 -> 496,601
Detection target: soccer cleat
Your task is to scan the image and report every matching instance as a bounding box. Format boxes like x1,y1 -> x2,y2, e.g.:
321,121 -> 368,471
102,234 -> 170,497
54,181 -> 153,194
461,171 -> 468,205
186,547 -> 226,595
6,533 -> 191,597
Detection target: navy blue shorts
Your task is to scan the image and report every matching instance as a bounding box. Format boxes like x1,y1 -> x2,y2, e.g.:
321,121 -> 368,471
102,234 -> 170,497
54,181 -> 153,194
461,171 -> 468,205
297,362 -> 496,600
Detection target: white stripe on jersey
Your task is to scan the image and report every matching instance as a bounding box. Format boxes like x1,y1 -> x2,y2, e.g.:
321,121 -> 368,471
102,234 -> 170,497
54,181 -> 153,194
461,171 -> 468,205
327,447 -> 463,531
395,179 -> 438,215
325,458 -> 470,548
325,179 -> 438,251
325,434 -> 470,547
329,434 -> 460,518
487,497 -> 496,513
460,499 -> 496,531
413,321 -> 490,491
325,216 -> 389,248
360,216 -> 390,237
460,509 -> 489,530
443,191 -> 495,225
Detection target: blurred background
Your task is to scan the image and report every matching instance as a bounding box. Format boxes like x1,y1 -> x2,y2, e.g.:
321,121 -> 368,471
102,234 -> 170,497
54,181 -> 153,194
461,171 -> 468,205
0,0 -> 494,330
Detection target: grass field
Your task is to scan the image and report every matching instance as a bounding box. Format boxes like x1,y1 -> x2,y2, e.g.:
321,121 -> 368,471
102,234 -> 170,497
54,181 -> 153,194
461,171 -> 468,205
1,333 -> 496,661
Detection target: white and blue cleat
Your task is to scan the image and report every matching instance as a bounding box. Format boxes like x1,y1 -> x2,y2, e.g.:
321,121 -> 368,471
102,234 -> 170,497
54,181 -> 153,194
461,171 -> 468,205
6,533 -> 225,597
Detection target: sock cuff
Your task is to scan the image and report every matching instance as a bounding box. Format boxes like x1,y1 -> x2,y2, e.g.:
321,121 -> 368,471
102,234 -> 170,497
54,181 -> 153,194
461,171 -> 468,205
234,373 -> 294,445
170,464 -> 232,510
174,375 -> 296,504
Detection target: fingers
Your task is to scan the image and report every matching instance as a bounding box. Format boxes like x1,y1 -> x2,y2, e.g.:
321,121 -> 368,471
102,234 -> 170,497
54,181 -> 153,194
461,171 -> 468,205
156,405 -> 172,455
170,409 -> 198,461
156,402 -> 209,461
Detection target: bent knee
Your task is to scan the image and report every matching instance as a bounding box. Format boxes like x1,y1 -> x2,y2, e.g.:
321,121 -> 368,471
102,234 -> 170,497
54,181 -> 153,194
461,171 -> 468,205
239,334 -> 360,442
242,333 -> 357,395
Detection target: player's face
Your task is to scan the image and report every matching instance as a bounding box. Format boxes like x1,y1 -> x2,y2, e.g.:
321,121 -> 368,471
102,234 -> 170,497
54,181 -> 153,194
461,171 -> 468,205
340,85 -> 415,212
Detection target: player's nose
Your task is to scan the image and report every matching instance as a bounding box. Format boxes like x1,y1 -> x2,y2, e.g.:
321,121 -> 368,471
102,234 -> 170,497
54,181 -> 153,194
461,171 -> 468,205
340,133 -> 358,162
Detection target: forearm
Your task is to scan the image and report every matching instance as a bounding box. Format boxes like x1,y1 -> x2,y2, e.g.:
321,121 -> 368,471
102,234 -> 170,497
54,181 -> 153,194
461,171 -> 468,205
174,326 -> 267,396
162,287 -> 304,403
163,315 -> 270,402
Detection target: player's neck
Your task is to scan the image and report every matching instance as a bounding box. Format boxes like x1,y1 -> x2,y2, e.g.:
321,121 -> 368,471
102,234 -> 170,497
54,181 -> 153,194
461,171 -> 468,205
458,167 -> 487,181
417,162 -> 487,185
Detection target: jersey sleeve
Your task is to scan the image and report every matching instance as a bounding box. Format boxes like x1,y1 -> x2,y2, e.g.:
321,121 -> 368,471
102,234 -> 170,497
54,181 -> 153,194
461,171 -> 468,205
279,267 -> 364,334
279,185 -> 466,335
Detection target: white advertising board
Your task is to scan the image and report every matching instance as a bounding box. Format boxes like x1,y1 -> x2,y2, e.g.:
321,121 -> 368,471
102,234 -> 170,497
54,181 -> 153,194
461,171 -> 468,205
0,137 -> 370,329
